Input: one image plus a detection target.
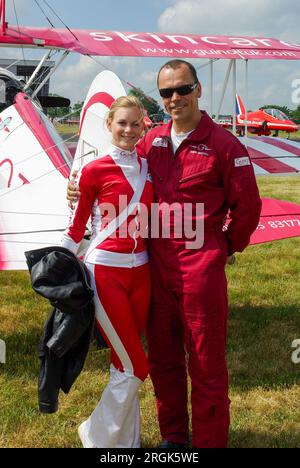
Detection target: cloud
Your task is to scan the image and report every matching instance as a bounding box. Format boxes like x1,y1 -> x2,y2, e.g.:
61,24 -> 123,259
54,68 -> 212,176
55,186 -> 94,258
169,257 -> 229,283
156,0 -> 300,112
158,0 -> 300,41
51,55 -> 143,104
140,70 -> 158,84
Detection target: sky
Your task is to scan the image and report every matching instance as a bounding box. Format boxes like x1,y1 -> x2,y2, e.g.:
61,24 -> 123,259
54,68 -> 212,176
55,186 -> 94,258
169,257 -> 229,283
2,0 -> 300,114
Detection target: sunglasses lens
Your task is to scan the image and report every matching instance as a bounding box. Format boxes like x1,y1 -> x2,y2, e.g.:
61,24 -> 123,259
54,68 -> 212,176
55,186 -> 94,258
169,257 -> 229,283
159,83 -> 197,98
159,89 -> 173,98
177,85 -> 192,96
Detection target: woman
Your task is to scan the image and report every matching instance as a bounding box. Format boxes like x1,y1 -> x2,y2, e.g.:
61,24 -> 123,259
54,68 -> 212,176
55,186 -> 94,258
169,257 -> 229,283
61,96 -> 153,448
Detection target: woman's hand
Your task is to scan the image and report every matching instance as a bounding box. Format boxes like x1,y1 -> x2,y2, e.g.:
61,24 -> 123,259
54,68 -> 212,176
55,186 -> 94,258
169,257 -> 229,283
67,170 -> 81,206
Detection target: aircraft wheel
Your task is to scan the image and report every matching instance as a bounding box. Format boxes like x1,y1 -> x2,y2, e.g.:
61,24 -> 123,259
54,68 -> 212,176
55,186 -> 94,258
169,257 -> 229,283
262,120 -> 268,134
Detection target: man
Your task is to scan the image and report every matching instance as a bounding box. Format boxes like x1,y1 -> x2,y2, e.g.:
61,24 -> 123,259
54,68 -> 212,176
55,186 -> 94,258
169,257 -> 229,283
68,59 -> 262,448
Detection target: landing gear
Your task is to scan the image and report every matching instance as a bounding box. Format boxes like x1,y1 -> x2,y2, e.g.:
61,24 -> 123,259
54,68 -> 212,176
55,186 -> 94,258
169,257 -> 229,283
262,121 -> 271,136
236,126 -> 245,137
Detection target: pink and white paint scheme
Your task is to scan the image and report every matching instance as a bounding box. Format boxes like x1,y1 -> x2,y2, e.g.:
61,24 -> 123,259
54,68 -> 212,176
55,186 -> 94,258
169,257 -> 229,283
0,0 -> 300,270
0,69 -> 73,269
0,69 -> 125,270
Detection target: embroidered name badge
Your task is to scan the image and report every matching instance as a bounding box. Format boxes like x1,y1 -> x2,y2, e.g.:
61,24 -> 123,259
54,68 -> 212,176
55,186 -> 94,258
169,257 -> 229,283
234,156 -> 251,167
152,137 -> 168,148
189,144 -> 211,156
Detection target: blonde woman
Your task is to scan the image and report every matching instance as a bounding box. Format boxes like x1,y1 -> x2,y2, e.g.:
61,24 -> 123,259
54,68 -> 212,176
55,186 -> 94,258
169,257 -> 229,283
62,96 -> 153,448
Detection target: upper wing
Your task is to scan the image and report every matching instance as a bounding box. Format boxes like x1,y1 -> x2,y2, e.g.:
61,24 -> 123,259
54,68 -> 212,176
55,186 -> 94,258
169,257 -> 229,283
1,27 -> 300,60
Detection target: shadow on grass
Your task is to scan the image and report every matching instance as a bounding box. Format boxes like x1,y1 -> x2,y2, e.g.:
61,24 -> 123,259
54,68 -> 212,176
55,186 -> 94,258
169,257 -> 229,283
228,304 -> 300,391
1,327 -> 110,380
2,303 -> 300,391
141,427 -> 300,448
229,428 -> 300,448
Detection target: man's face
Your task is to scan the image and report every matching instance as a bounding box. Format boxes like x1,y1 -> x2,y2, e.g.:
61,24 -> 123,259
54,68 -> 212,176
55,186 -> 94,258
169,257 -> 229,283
158,65 -> 201,125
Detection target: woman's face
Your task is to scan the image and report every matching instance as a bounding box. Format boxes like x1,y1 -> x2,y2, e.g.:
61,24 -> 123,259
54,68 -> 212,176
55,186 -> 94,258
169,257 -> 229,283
107,106 -> 145,151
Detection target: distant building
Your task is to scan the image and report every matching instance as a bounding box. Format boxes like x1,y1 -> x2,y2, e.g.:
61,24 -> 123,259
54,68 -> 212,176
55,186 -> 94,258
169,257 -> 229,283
0,58 -> 55,97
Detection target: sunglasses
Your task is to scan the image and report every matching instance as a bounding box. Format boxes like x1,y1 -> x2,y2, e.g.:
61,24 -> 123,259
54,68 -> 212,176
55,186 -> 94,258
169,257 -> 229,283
159,82 -> 198,99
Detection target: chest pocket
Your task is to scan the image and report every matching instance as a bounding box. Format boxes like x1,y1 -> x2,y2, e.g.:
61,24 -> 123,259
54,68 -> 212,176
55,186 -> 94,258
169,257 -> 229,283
179,168 -> 212,184
177,151 -> 220,203
179,150 -> 218,184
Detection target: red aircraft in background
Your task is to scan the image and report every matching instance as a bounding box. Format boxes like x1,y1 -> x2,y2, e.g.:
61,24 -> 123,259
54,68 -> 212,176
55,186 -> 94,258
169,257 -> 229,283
235,95 -> 298,136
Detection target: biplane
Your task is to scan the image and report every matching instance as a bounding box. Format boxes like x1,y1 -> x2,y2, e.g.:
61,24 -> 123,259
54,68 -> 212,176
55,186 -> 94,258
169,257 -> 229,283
0,0 -> 300,270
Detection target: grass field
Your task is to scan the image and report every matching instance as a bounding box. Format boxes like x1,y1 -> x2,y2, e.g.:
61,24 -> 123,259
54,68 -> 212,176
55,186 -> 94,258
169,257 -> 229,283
0,176 -> 300,448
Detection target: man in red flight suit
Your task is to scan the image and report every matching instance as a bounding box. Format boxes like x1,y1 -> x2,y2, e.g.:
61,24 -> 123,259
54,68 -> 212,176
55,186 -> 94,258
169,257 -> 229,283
136,59 -> 262,449
68,60 -> 261,448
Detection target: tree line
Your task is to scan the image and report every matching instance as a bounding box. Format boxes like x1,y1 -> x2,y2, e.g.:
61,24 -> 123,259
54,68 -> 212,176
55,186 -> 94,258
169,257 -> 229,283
260,104 -> 300,124
44,93 -> 300,125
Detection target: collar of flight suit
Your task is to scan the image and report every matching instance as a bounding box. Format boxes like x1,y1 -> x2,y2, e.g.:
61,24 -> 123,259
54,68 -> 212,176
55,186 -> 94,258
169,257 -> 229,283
156,110 -> 215,143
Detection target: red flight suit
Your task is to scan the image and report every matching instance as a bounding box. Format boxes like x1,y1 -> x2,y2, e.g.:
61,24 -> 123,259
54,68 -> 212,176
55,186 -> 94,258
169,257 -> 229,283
137,112 -> 262,448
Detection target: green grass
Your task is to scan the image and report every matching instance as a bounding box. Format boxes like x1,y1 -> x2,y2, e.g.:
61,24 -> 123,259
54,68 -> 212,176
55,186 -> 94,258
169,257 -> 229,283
55,123 -> 79,135
1,176 -> 300,447
278,129 -> 300,140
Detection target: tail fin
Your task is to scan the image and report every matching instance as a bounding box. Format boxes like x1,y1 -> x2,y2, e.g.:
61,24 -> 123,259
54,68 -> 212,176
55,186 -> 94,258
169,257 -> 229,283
235,94 -> 245,116
73,70 -> 126,172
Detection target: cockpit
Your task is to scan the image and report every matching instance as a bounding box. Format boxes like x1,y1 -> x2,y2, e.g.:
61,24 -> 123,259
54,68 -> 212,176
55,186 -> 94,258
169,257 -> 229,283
263,108 -> 289,120
0,73 -> 23,112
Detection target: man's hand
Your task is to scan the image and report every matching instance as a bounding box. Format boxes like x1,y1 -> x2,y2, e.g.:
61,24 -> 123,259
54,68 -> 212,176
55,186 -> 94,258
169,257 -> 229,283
67,170 -> 81,206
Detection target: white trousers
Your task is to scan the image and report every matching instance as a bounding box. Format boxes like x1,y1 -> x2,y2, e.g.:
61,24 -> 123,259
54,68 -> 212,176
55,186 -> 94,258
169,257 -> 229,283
78,365 -> 142,448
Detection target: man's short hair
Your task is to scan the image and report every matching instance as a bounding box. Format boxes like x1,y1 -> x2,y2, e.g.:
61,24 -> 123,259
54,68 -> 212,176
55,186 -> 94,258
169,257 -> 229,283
157,60 -> 199,86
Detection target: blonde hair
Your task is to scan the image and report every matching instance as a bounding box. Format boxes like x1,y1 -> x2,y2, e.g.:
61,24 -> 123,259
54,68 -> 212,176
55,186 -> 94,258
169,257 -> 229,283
106,95 -> 145,125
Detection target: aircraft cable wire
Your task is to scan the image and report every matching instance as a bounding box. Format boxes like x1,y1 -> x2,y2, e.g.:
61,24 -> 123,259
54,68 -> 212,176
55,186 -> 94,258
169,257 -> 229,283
27,50 -> 59,90
42,0 -> 79,41
87,55 -> 161,106
27,50 -> 58,88
0,133 -> 76,176
117,58 -> 221,98
224,212 -> 300,221
12,0 -> 26,66
0,240 -> 66,247
55,107 -> 82,123
5,58 -> 24,71
0,210 -> 67,217
1,150 -> 299,201
0,229 -> 65,237
196,58 -> 220,70
0,150 -> 95,200
3,210 -> 300,239
87,55 -> 131,89
33,0 -> 55,28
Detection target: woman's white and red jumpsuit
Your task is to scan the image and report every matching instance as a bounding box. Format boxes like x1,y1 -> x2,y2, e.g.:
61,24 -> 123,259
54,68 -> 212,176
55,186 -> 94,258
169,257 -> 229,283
61,145 -> 153,448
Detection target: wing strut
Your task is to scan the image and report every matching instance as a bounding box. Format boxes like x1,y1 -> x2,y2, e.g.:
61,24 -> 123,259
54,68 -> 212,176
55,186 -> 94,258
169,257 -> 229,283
232,59 -> 237,135
215,59 -> 234,122
244,59 -> 249,146
31,50 -> 69,98
24,50 -> 53,91
209,60 -> 213,117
